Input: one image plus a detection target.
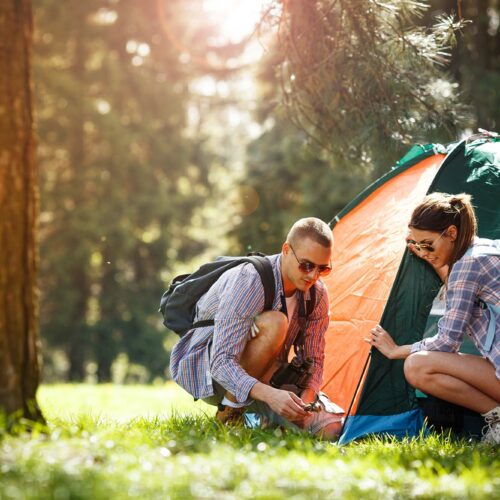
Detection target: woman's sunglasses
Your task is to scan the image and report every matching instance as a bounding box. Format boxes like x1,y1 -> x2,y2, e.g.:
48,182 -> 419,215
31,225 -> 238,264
406,229 -> 447,253
289,244 -> 332,276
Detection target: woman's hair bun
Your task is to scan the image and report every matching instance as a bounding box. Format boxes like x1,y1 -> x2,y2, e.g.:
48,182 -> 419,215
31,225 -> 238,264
449,193 -> 472,212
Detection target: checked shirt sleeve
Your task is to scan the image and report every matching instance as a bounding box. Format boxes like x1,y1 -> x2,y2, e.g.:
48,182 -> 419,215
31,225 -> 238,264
303,283 -> 330,392
411,256 -> 482,354
210,264 -> 266,403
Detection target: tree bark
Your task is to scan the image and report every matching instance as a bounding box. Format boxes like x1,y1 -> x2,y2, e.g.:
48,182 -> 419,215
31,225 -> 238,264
0,0 -> 42,421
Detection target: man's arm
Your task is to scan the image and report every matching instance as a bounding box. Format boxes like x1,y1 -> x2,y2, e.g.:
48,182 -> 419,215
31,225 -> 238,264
209,265 -> 265,403
209,264 -> 308,419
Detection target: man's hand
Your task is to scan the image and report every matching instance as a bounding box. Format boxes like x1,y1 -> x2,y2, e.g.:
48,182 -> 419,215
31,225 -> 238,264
290,389 -> 319,428
266,388 -> 308,421
250,382 -> 307,421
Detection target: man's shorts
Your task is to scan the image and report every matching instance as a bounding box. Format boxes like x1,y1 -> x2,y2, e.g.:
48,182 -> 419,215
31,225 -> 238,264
202,379 -> 228,407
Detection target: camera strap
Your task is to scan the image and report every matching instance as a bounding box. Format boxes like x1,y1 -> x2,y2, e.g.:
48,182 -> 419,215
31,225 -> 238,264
284,286 -> 316,360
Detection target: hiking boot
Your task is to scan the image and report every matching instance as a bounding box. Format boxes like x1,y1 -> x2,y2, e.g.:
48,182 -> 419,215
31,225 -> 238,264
481,407 -> 500,445
215,404 -> 245,426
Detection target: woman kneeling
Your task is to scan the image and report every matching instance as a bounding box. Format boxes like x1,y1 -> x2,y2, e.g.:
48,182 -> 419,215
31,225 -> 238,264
367,192 -> 500,444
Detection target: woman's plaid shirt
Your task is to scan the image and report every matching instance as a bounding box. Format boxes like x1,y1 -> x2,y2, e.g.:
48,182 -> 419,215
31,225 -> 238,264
411,239 -> 500,378
169,253 -> 330,403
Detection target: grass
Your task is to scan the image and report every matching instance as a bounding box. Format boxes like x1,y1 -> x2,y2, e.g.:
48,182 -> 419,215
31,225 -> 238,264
37,383 -> 213,421
1,384 -> 499,499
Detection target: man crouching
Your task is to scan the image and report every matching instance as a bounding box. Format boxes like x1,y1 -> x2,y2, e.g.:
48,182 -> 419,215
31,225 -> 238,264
169,217 -> 343,439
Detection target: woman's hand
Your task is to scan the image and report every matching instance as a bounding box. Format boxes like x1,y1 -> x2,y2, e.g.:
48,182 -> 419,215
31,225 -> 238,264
365,325 -> 411,360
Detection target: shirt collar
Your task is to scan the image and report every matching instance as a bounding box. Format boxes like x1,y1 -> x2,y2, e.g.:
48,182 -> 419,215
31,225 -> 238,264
270,253 -> 311,308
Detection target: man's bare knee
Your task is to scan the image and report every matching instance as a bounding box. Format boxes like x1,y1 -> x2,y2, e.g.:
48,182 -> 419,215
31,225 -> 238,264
240,311 -> 288,376
254,311 -> 288,344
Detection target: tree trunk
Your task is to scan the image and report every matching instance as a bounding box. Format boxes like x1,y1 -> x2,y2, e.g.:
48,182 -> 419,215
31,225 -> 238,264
97,354 -> 112,383
0,0 -> 42,421
65,3 -> 90,382
68,340 -> 86,381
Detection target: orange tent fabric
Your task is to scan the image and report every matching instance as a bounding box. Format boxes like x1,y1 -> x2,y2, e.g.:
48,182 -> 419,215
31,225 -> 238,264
321,154 -> 445,412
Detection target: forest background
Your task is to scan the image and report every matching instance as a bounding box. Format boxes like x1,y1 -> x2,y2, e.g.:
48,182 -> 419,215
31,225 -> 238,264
33,0 -> 499,385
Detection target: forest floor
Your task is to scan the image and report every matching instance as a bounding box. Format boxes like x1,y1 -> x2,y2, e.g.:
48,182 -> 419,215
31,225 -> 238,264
0,383 -> 498,499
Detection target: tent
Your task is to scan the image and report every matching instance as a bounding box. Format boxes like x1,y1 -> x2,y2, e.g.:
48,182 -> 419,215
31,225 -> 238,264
320,132 -> 500,444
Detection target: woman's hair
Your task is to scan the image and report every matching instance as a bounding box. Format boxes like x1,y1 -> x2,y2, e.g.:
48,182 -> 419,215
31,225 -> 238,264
409,192 -> 477,265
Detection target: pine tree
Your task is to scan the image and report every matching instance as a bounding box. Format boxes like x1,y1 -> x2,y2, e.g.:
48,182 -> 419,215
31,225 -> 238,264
270,0 -> 470,167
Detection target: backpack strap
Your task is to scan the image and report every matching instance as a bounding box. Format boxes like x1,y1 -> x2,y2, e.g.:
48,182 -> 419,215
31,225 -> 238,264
475,298 -> 500,352
192,255 -> 275,329
306,285 -> 316,316
464,239 -> 500,258
245,255 -> 275,311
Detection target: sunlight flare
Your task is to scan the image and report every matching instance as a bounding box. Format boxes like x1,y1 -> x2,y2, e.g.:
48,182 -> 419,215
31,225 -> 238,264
202,0 -> 269,43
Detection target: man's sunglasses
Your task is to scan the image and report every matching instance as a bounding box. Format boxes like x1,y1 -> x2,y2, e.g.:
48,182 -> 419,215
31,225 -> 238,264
289,244 -> 332,276
406,229 -> 447,253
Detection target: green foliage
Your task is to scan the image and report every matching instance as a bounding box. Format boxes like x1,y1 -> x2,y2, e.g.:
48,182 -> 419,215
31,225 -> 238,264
426,0 -> 500,132
1,385 -> 499,499
230,112 -> 372,253
34,0 -> 214,381
232,1 -> 500,256
234,0 -> 457,252
230,46 -> 376,253
271,0 -> 471,166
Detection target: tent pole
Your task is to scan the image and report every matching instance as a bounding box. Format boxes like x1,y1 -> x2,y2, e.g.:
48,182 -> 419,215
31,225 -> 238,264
339,351 -> 372,437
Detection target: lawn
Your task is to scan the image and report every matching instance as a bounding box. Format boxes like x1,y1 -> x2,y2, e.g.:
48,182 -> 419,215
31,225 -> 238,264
1,384 -> 498,499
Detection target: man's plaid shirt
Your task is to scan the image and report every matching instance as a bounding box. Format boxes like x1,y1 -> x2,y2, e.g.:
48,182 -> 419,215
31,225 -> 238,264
169,253 -> 330,403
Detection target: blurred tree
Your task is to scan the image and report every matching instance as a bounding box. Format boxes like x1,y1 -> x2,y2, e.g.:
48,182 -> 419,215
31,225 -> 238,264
426,0 -> 500,131
34,0 -> 212,381
230,49 -> 372,253
0,0 -> 43,421
232,0 -> 493,253
266,0 -> 471,168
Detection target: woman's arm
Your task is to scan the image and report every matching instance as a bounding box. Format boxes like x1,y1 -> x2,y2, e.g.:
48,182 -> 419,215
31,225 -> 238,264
365,325 -> 412,359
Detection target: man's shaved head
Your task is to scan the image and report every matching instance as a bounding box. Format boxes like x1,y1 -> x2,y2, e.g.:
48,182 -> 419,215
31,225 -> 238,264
286,217 -> 333,248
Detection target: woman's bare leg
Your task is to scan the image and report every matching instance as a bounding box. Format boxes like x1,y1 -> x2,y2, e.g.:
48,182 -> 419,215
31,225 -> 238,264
404,351 -> 500,413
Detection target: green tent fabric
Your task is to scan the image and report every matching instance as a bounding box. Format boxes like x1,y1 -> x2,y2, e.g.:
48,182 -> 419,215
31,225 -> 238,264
335,135 -> 499,442
359,138 -> 500,414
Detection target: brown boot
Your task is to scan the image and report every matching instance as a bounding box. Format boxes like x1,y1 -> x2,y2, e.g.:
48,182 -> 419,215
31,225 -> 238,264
215,404 -> 246,426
